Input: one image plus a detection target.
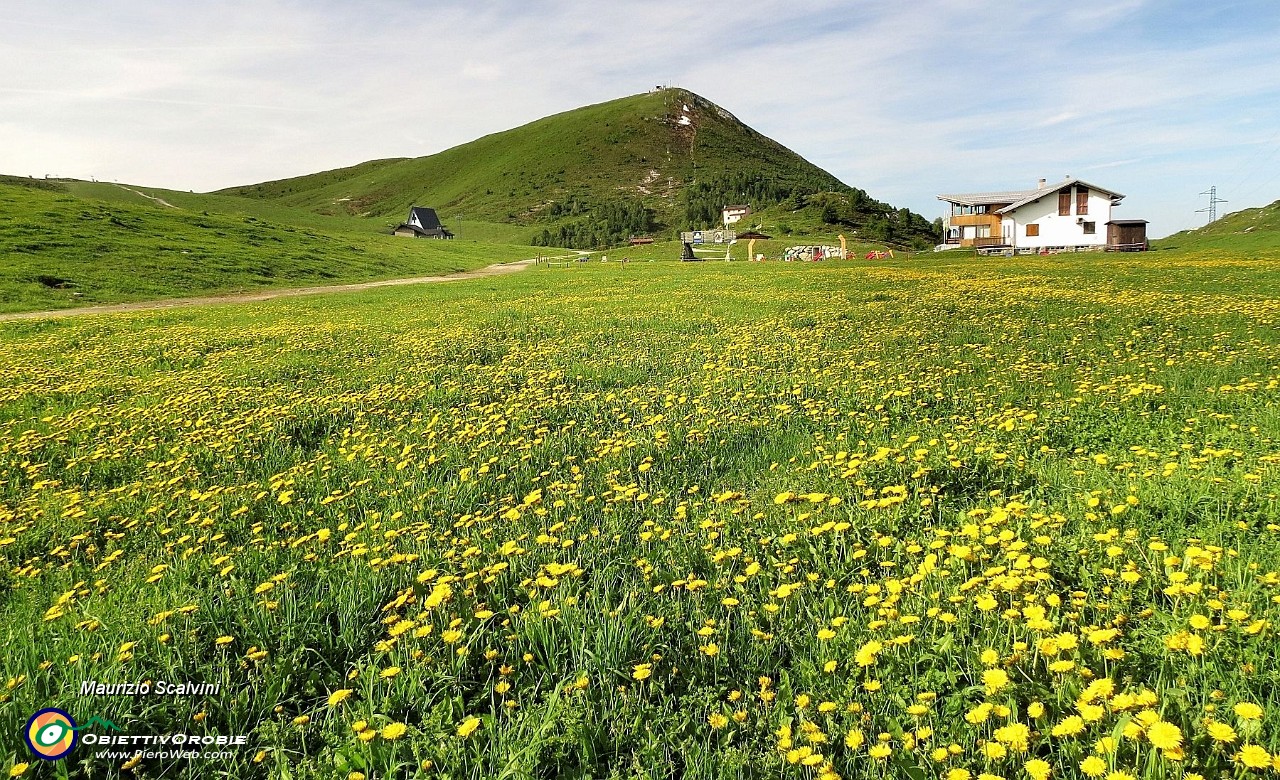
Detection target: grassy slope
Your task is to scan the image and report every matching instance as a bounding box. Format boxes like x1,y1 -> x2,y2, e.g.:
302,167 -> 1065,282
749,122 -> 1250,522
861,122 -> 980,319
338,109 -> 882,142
1157,198 -> 1280,253
0,182 -> 539,313
63,181 -> 543,245
1,252 -> 1278,777
217,91 -> 850,223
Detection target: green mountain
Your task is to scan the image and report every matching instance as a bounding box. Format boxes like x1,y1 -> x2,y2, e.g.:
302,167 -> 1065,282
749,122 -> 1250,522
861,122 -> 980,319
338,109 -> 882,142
1158,198 -> 1280,252
220,89 -> 938,249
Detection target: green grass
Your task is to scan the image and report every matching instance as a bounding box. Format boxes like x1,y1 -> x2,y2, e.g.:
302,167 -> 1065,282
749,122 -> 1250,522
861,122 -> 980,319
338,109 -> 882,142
2,251 -> 1279,778
58,181 -> 393,236
0,183 -> 542,313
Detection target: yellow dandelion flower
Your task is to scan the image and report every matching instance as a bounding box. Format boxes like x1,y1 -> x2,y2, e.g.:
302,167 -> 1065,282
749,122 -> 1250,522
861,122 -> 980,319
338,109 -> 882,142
1024,758 -> 1051,780
327,689 -> 353,707
1146,721 -> 1182,751
1206,720 -> 1236,743
855,640 -> 883,667
1079,756 -> 1106,778
1237,745 -> 1271,769
1233,702 -> 1263,721
457,716 -> 482,738
983,668 -> 1011,695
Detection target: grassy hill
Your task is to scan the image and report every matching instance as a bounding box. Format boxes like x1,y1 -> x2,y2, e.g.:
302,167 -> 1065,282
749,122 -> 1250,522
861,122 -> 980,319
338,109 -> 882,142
220,89 -> 939,249
0,179 -> 538,313
1157,197 -> 1280,253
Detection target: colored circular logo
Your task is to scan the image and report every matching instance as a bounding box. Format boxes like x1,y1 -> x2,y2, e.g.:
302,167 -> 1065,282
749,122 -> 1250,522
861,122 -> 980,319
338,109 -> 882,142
24,708 -> 77,761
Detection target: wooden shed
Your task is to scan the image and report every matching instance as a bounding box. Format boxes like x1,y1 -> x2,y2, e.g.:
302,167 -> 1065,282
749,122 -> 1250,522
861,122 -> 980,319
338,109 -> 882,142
1106,220 -> 1148,251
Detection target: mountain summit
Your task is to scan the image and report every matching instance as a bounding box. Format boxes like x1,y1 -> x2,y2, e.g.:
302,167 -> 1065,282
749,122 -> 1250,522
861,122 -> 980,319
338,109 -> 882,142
221,89 -> 936,247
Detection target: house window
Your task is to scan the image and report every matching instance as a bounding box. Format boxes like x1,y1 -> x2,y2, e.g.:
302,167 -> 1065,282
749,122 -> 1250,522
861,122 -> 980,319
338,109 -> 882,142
1058,190 -> 1071,216
1082,221 -> 1096,234
1076,188 -> 1089,215
976,226 -> 991,238
1026,224 -> 1040,237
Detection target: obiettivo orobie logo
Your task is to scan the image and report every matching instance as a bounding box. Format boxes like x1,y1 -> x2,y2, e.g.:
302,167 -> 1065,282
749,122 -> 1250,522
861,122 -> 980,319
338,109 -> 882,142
23,708 -> 77,761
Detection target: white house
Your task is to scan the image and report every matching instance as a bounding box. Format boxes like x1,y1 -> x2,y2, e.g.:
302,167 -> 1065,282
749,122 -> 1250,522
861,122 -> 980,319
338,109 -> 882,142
938,178 -> 1125,250
721,205 -> 752,226
393,206 -> 453,239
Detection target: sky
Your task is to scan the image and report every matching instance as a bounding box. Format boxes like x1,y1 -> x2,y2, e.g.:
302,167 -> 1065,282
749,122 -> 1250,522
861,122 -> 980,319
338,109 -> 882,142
3,0 -> 1280,238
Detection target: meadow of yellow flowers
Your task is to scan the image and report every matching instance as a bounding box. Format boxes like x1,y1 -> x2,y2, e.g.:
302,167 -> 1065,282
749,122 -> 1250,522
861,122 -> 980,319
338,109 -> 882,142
1,254 -> 1277,779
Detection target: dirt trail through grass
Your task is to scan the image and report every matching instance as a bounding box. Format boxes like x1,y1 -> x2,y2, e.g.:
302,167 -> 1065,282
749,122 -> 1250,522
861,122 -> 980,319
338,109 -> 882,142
112,183 -> 181,209
0,258 -> 535,321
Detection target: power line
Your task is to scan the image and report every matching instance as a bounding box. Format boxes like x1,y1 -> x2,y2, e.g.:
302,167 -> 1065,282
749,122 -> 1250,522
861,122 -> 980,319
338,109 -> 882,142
1196,186 -> 1228,223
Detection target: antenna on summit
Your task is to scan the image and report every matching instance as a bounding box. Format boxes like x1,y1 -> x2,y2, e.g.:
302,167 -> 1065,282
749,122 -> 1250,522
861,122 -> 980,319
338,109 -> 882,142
1197,186 -> 1228,223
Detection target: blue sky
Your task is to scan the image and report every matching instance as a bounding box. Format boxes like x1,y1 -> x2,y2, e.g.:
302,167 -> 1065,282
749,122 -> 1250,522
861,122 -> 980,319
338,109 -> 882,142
3,0 -> 1279,237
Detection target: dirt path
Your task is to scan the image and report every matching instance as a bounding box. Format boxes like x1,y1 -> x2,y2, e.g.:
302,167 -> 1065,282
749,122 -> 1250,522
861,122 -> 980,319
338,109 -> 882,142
113,183 -> 181,209
0,259 -> 535,323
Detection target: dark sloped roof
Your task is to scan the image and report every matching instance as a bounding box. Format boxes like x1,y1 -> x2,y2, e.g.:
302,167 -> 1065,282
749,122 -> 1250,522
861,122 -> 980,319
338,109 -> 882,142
408,206 -> 443,230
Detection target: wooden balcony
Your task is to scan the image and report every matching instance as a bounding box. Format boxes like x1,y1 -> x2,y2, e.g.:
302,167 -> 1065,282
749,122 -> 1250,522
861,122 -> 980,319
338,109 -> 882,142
948,213 -> 1003,228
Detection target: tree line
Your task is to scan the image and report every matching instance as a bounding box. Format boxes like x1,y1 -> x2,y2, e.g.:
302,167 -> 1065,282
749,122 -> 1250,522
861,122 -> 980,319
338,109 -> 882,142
531,197 -> 655,249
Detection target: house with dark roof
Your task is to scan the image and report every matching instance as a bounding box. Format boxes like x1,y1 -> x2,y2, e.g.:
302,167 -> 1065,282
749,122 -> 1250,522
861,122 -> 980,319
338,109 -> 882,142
938,178 -> 1130,250
393,206 -> 453,239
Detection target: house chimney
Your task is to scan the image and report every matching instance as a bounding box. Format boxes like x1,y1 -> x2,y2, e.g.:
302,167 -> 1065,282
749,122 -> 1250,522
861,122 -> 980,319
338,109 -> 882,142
1037,178 -> 1046,188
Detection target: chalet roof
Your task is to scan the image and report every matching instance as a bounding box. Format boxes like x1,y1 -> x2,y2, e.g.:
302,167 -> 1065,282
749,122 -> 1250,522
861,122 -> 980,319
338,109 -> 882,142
723,204 -> 751,211
1106,219 -> 1148,225
394,222 -> 454,238
408,206 -> 443,230
996,179 -> 1124,214
937,190 -> 1033,207
394,223 -> 431,236
938,178 -> 1126,212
